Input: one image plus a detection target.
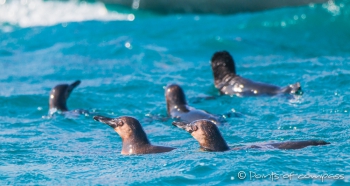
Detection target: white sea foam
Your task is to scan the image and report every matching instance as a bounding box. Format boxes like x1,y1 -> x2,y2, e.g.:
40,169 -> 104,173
0,0 -> 134,28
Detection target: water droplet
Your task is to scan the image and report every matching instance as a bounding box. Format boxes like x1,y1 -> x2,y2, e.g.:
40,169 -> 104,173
127,14 -> 135,21
132,0 -> 140,9
281,21 -> 286,27
125,42 -> 132,49
263,22 -> 270,27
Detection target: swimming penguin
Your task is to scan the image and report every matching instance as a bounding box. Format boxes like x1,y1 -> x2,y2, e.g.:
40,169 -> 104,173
49,80 -> 85,114
211,51 -> 302,97
173,120 -> 329,151
93,115 -> 175,155
165,83 -> 221,125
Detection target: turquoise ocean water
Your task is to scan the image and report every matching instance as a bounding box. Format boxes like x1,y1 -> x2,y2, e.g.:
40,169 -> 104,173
0,0 -> 349,185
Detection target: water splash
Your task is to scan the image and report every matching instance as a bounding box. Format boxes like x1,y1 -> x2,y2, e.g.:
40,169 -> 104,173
0,0 -> 134,28
323,0 -> 341,15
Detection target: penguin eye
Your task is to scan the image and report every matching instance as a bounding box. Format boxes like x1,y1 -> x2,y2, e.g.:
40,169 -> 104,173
117,120 -> 124,127
191,125 -> 198,132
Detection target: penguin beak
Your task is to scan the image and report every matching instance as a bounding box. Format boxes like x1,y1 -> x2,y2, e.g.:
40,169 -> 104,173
69,80 -> 81,91
66,80 -> 81,99
93,115 -> 118,128
172,121 -> 193,133
172,121 -> 187,128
